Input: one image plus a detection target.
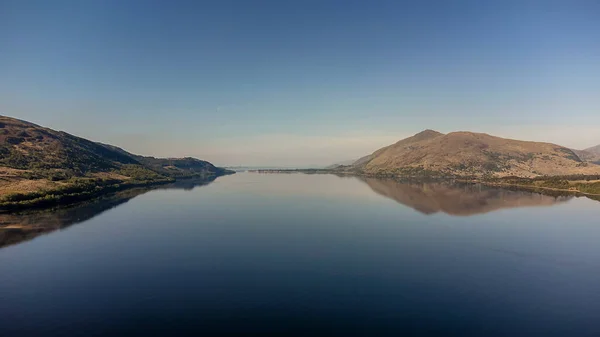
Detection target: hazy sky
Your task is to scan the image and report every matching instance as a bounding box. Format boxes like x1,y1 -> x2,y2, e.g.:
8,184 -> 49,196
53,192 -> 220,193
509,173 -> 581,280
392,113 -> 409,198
1,0 -> 599,166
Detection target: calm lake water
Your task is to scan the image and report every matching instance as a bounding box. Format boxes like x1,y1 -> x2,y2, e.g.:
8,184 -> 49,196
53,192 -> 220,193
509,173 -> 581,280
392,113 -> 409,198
1,173 -> 600,336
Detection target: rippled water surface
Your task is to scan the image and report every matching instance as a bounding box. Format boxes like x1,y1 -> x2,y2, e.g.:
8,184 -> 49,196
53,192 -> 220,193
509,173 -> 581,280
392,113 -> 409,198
1,173 -> 600,336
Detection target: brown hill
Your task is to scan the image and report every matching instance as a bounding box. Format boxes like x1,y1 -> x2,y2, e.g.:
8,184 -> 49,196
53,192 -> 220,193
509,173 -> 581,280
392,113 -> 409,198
353,130 -> 600,178
353,130 -> 443,168
0,117 -> 140,175
0,115 -> 232,210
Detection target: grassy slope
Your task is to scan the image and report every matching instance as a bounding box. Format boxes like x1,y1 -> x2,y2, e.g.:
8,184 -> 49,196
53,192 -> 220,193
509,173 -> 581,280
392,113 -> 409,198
0,116 -> 232,210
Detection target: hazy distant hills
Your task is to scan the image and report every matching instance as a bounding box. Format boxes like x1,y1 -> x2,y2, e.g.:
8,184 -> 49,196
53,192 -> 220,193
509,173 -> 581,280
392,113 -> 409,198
325,159 -> 357,169
0,115 -> 232,208
347,130 -> 600,178
99,142 -> 229,178
585,145 -> 600,154
573,145 -> 600,165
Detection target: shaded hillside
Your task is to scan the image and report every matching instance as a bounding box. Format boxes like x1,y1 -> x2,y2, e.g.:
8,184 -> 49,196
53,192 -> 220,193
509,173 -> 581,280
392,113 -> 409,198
351,130 -> 600,178
0,115 -> 233,210
0,117 -> 140,176
361,178 -> 573,216
98,142 -> 229,178
136,156 -> 230,178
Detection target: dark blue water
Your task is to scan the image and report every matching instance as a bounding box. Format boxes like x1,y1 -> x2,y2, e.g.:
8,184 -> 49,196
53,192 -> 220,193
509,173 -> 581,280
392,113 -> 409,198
1,173 -> 600,336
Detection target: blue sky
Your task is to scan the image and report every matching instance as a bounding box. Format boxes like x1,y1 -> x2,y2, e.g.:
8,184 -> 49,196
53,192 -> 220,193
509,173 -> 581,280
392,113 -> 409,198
1,0 -> 599,166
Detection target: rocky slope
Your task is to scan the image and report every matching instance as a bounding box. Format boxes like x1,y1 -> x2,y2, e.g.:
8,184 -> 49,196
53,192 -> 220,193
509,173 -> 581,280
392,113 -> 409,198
350,130 -> 600,178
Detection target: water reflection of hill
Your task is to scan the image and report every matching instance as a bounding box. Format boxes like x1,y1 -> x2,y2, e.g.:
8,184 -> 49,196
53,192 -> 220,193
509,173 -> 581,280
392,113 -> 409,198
154,177 -> 216,191
0,178 -> 216,249
361,178 -> 574,216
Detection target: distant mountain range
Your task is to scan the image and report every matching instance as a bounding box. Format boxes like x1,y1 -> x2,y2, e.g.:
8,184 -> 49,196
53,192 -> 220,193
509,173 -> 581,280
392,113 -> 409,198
572,145 -> 600,165
586,145 -> 600,154
325,159 -> 357,169
0,115 -> 233,210
338,130 -> 600,178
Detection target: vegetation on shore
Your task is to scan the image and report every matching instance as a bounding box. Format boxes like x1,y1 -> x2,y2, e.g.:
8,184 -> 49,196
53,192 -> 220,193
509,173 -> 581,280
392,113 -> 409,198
0,177 -> 222,249
0,177 -> 172,211
0,187 -> 154,248
481,175 -> 600,197
0,116 -> 234,212
0,164 -> 234,211
250,168 -> 600,200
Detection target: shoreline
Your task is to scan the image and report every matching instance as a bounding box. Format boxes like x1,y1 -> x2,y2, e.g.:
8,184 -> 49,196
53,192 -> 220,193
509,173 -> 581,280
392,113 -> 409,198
0,179 -> 172,213
478,181 -> 600,197
248,169 -> 600,199
4,169 -> 599,213
0,173 -> 233,213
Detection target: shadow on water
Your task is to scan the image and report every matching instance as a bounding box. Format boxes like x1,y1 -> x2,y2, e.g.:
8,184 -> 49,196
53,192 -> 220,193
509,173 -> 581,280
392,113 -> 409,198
0,177 -> 217,249
359,177 -> 579,216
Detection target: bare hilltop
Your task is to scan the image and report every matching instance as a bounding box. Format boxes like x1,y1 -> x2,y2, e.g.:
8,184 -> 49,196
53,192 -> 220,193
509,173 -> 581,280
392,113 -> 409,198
347,130 -> 600,178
